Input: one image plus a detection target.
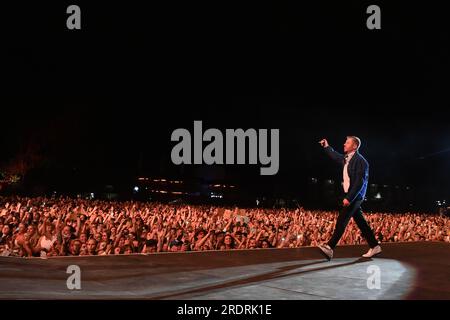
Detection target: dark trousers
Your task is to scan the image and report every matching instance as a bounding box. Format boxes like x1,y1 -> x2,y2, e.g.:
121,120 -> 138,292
327,198 -> 379,249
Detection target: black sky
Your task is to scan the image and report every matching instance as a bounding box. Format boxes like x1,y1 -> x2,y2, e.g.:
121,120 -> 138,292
1,1 -> 449,203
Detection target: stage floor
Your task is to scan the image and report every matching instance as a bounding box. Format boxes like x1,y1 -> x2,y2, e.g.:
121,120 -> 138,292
1,241 -> 449,300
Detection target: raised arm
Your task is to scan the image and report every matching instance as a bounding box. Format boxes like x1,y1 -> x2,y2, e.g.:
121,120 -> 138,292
319,139 -> 344,164
194,230 -> 211,250
324,147 -> 345,165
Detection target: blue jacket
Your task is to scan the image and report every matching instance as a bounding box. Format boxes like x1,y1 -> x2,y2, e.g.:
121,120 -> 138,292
324,146 -> 369,203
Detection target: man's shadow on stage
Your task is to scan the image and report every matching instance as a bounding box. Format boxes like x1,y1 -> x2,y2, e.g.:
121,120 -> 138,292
152,257 -> 371,299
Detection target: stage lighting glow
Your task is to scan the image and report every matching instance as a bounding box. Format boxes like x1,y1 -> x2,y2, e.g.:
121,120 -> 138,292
134,186 -> 139,192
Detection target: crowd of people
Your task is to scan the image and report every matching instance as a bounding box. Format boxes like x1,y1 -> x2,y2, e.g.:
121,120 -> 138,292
0,196 -> 449,257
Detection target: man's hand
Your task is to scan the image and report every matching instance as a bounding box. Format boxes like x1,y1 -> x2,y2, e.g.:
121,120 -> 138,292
319,139 -> 329,148
342,199 -> 351,207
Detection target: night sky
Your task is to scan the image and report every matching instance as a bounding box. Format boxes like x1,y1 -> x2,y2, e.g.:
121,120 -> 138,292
1,1 -> 449,205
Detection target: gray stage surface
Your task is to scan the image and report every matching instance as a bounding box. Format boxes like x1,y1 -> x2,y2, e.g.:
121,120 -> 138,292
1,242 -> 449,300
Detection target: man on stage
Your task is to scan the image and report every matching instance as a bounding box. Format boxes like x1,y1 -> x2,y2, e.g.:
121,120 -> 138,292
318,136 -> 381,259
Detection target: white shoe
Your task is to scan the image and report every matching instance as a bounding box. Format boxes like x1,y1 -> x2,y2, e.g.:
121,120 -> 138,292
362,245 -> 382,258
318,244 -> 333,260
